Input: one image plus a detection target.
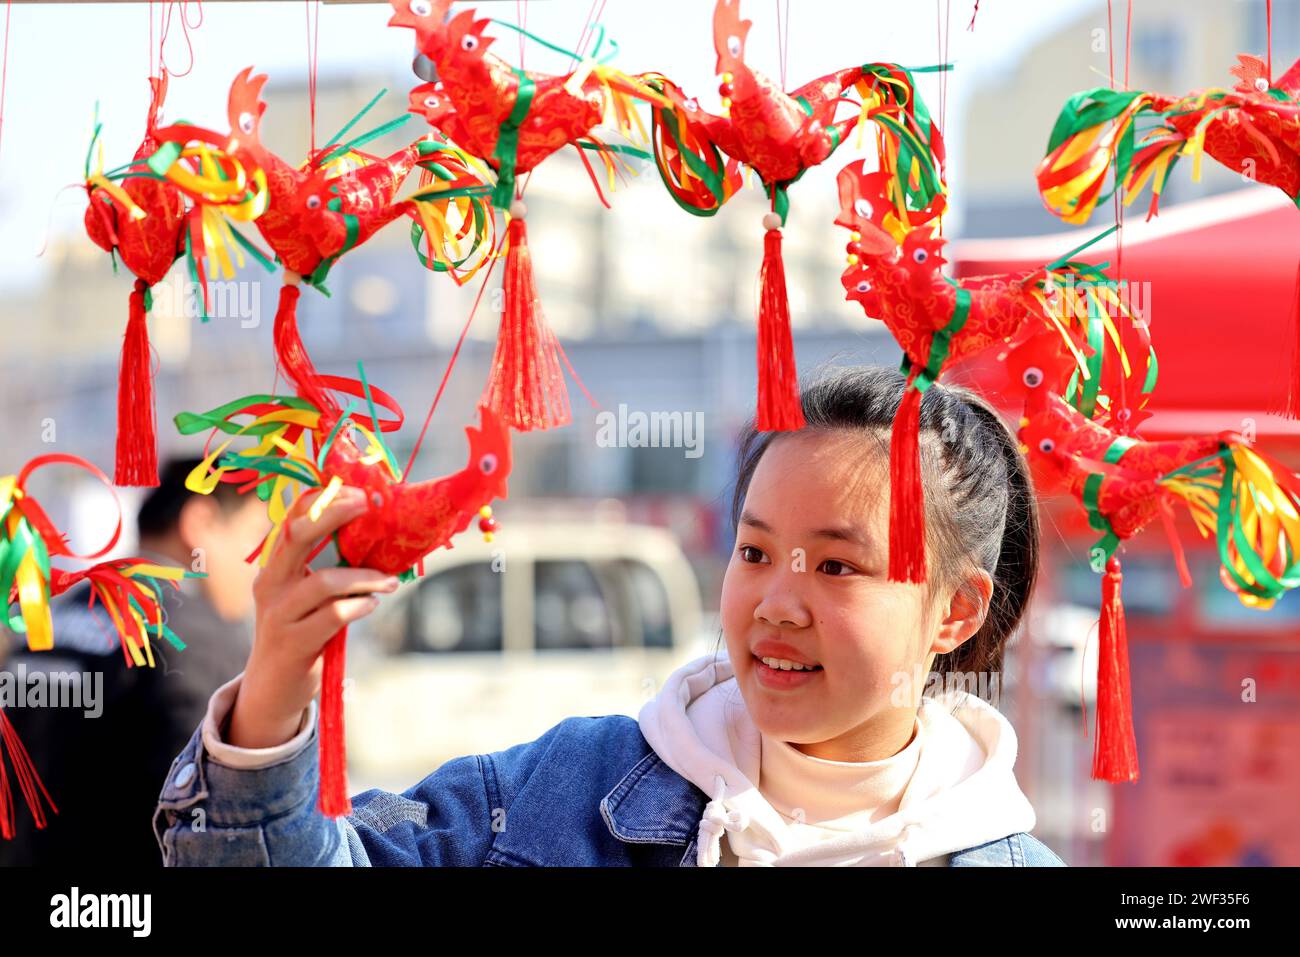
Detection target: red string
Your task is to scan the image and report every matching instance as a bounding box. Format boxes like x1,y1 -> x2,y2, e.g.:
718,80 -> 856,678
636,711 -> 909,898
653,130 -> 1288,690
935,1 -> 942,123
943,0 -> 951,131
401,252 -> 502,482
1267,0 -> 1273,82
782,0 -> 791,89
570,0 -> 600,70
306,0 -> 320,157
775,0 -> 788,89
1104,0 -> 1131,431
1123,0 -> 1132,91
517,0 -> 526,69
0,0 -> 11,168
518,0 -> 607,202
158,1 -> 202,78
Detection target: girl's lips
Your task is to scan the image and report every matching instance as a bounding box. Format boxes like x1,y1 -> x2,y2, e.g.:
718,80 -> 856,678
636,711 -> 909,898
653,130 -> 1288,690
753,654 -> 823,690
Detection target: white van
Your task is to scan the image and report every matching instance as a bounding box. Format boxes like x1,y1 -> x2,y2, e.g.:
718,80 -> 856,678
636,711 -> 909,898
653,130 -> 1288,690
343,521 -> 715,790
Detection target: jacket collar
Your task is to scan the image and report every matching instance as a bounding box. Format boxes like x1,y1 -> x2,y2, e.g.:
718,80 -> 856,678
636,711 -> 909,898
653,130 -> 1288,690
600,751 -> 708,865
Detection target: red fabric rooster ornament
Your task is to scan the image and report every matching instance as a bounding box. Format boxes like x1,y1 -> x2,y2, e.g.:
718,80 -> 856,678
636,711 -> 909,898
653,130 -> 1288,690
645,1 -> 950,431
82,74 -> 188,488
175,288 -> 512,816
1013,346 -> 1300,782
219,67 -> 494,382
835,160 -> 1151,582
389,0 -> 666,433
1037,54 -> 1300,415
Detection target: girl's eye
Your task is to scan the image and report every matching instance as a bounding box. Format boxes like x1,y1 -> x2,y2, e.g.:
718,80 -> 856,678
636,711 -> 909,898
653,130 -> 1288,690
818,559 -> 856,577
738,545 -> 767,564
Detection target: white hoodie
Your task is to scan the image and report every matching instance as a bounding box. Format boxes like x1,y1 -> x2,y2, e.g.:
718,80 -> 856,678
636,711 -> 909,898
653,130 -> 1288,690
637,653 -> 1038,867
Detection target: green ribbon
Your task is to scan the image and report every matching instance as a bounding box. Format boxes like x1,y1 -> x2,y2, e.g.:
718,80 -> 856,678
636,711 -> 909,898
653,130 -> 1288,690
358,361 -> 401,477
491,68 -> 537,209
1161,449 -> 1300,599
316,399 -> 360,471
488,19 -> 618,65
650,96 -> 730,216
0,517 -> 51,633
899,281 -> 971,392
174,393 -> 316,437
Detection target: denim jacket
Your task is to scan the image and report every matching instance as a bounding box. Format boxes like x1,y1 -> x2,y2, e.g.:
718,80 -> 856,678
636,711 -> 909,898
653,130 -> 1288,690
154,709 -> 1067,867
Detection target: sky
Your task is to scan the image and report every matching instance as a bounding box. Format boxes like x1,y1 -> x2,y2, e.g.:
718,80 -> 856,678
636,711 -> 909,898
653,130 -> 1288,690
0,0 -> 1095,292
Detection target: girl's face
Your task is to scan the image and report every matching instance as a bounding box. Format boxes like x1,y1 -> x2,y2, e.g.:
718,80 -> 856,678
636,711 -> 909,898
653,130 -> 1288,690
720,428 -> 989,762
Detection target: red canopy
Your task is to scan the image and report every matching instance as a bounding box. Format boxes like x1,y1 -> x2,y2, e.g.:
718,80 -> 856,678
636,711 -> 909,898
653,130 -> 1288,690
947,187 -> 1300,440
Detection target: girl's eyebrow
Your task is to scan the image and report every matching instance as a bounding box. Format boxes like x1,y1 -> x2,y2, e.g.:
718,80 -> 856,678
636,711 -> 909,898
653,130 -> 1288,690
811,526 -> 869,546
741,510 -> 868,547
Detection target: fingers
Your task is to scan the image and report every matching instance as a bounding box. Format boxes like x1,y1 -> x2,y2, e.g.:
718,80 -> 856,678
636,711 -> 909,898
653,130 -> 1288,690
277,566 -> 400,624
288,594 -> 385,646
259,485 -> 370,590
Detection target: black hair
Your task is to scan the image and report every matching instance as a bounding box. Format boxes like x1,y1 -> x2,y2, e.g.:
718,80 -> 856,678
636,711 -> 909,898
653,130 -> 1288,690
722,365 -> 1041,704
136,457 -> 250,540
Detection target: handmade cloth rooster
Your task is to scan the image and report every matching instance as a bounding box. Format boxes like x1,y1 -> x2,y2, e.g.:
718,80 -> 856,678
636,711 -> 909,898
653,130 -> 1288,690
389,0 -> 664,433
835,159 -> 1152,582
1017,375 -> 1300,783
1036,54 -> 1300,415
1037,55 -> 1300,225
644,1 -> 948,431
1,454 -> 201,837
175,293 -> 512,816
82,74 -> 188,488
218,67 -> 496,439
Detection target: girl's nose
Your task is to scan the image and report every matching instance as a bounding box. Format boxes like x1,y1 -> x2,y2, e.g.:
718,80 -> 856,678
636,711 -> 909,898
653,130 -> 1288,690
753,572 -> 812,629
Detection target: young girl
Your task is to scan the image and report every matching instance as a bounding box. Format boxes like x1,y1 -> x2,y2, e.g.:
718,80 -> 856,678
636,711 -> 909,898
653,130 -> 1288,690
152,366 -> 1066,867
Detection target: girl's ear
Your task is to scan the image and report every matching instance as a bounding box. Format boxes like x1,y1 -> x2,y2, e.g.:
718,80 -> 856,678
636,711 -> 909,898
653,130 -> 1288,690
930,568 -> 993,656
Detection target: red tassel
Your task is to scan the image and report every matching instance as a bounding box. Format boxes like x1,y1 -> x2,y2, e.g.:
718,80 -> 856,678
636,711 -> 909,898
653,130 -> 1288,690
755,228 -> 806,431
115,279 -> 159,487
273,281 -> 336,415
481,217 -> 570,432
318,627 -> 352,817
0,708 -> 57,840
888,382 -> 927,583
1092,556 -> 1139,782
1284,261 -> 1300,419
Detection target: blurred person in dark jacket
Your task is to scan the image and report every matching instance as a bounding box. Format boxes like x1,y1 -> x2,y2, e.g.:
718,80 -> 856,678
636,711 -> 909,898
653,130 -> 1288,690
0,457 -> 268,866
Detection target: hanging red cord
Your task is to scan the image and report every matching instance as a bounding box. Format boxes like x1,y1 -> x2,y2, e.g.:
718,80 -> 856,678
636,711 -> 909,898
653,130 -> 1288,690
1267,0 -> 1273,82
571,0 -> 600,70
775,0 -> 788,90
1105,0 -> 1132,431
158,1 -> 202,79
306,0 -> 320,157
401,253 -> 502,481
0,0 -> 11,167
517,0 -> 607,202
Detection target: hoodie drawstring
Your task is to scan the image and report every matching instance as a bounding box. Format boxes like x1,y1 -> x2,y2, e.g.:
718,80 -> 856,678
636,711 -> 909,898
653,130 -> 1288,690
698,774 -> 751,867
891,822 -> 921,866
